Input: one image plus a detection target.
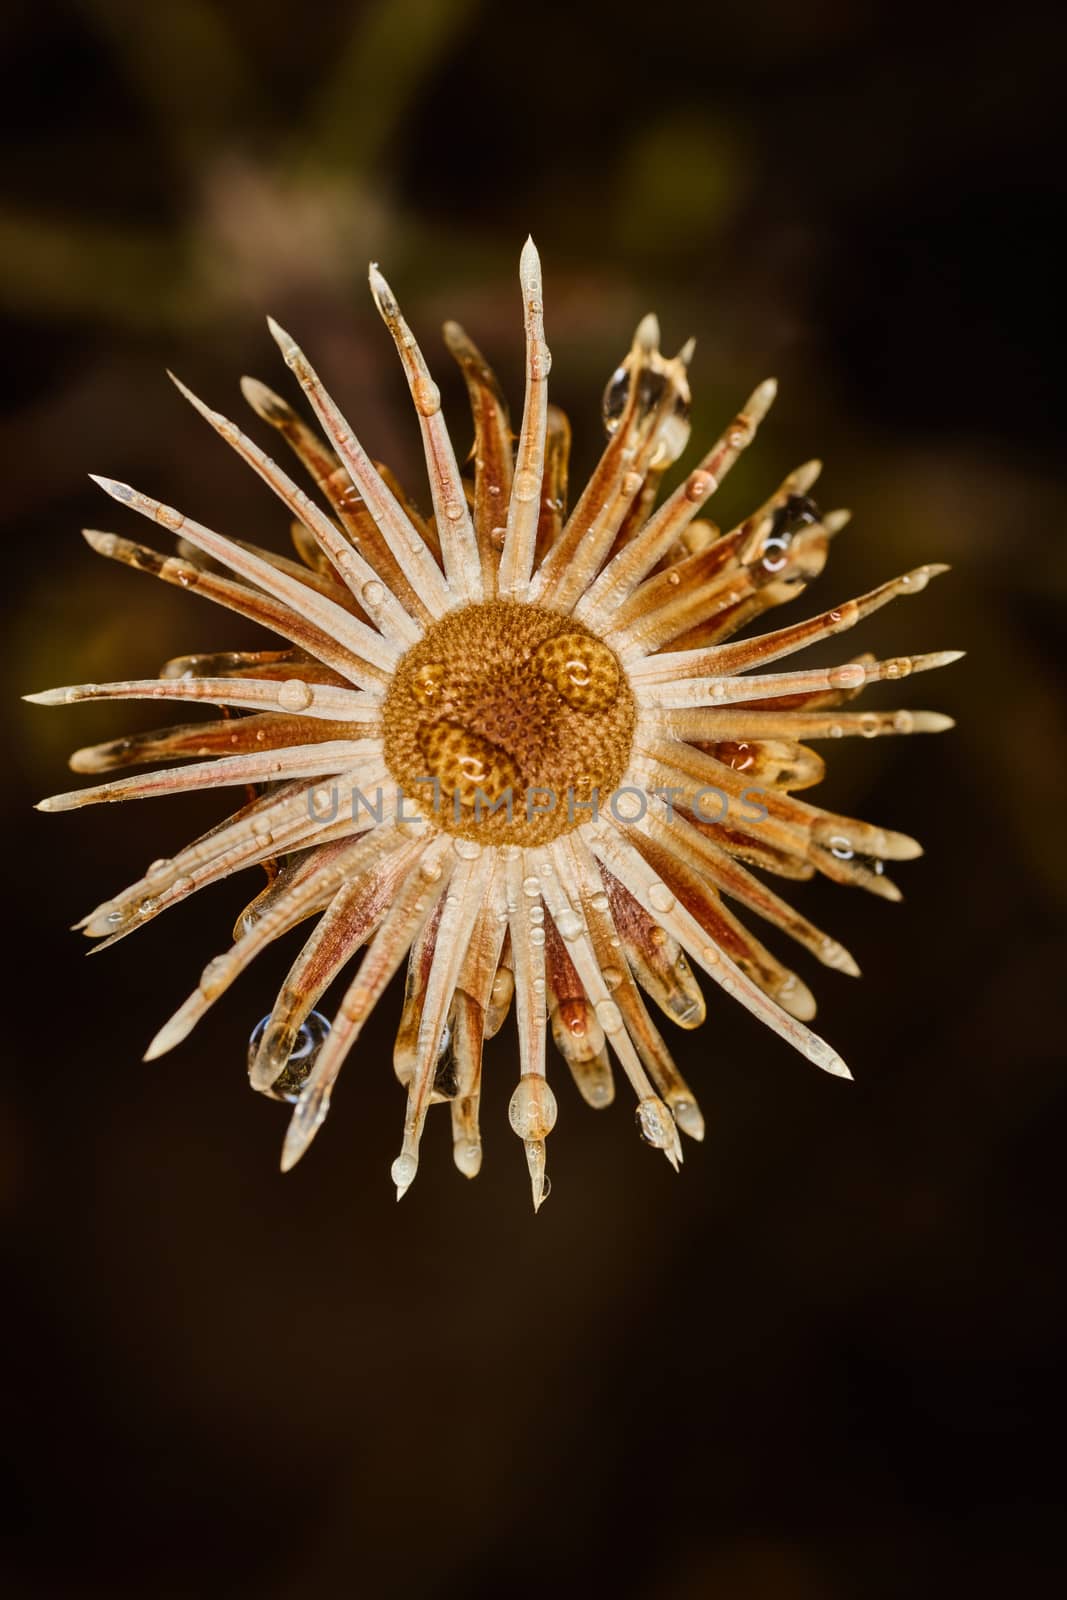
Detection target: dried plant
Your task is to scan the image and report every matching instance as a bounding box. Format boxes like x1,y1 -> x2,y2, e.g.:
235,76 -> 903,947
30,240 -> 960,1207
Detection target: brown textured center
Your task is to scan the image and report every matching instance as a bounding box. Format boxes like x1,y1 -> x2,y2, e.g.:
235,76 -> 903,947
381,601 -> 636,846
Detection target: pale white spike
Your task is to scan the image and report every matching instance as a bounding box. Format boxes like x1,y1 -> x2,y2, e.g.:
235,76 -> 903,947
630,650 -> 965,709
497,238 -> 551,600
37,739 -> 375,813
554,837 -> 681,1169
88,475 -> 397,690
367,263 -> 482,606
390,850 -> 494,1198
25,676 -> 381,722
588,822 -> 852,1081
168,373 -> 422,646
576,376 -> 778,628
266,317 -> 452,617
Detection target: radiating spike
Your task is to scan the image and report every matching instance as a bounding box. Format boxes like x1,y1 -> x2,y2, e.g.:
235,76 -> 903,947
534,405 -> 571,565
668,565 -> 951,678
78,763 -> 392,941
390,851 -> 493,1199
368,263 -> 482,604
576,376 -> 777,627
82,529 -> 380,687
248,831 -> 425,1092
169,372 -> 421,644
660,706 -> 956,742
497,238 -> 551,600
27,674 -> 378,723
617,819 -> 818,1021
281,838 -> 452,1172
143,825 -> 408,1061
530,317 -> 694,611
240,375 -> 436,621
599,867 -> 707,1029
443,319 -> 514,598
630,649 -> 965,707
544,912 -> 614,1109
590,824 -> 852,1082
68,711 -> 364,776
87,479 -> 397,688
266,316 -> 452,616
38,739 -> 373,812
635,801 -> 860,976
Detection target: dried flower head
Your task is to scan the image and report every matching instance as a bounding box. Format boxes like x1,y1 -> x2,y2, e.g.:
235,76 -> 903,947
30,240 -> 960,1208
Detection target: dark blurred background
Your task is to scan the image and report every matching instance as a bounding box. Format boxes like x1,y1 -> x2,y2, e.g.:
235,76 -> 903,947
4,1 -> 1066,1595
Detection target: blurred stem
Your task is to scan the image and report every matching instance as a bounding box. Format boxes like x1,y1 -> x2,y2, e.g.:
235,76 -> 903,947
303,0 -> 479,175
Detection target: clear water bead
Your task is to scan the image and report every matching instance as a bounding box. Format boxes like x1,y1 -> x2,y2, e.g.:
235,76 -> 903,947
247,1009 -> 331,1102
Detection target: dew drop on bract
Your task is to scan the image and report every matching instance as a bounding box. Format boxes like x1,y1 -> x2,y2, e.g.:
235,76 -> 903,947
248,1009 -> 331,1102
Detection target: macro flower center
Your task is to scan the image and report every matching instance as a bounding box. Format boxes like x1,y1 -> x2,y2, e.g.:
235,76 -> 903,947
381,600 -> 636,846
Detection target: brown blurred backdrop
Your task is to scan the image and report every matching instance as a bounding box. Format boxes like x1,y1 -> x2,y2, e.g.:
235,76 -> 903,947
3,1 -> 1066,1595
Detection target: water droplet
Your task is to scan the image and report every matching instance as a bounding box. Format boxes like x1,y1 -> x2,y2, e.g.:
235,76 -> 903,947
277,678 -> 314,712
622,470 -> 643,496
555,907 -> 583,941
829,664 -> 865,690
362,579 -> 384,608
490,525 -> 507,549
199,955 -> 229,998
648,881 -> 675,913
859,713 -> 880,738
508,1074 -> 557,1139
411,662 -> 446,704
247,1009 -> 330,1101
522,874 -> 540,897
529,926 -> 546,947
829,835 -> 854,860
452,836 -> 482,860
391,1152 -> 418,1191
513,469 -> 539,503
636,1095 -> 673,1148
686,470 -> 714,502
595,998 -> 623,1033
761,535 -> 790,573
590,891 -> 610,914
601,966 -> 623,990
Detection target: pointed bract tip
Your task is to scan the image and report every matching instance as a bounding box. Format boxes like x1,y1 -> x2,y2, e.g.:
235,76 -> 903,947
24,688 -> 67,705
83,528 -> 116,553
519,236 -> 542,295
825,1054 -> 853,1081
167,370 -> 211,416
280,1128 -> 310,1174
824,508 -> 852,534
678,335 -> 697,366
367,260 -> 398,316
266,315 -> 297,358
634,311 -> 660,352
749,377 -> 778,416
88,473 -> 134,505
